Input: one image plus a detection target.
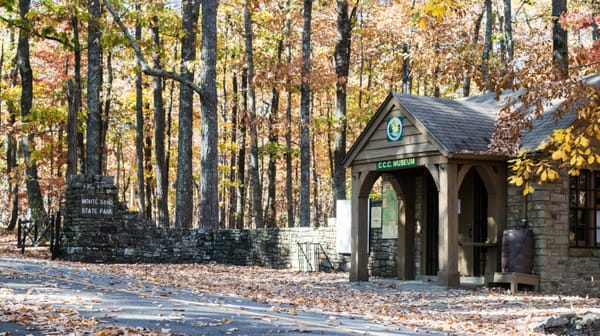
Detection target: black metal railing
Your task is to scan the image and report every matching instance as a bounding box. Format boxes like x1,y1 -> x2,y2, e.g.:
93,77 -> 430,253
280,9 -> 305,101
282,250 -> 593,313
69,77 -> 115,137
17,211 -> 61,258
297,242 -> 334,272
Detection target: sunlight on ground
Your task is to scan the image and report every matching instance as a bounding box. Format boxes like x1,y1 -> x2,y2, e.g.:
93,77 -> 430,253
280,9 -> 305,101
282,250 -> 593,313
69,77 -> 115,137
1,230 -> 598,335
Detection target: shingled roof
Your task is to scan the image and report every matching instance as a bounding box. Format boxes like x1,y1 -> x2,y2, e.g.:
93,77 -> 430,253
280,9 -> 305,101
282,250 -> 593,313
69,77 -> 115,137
391,93 -> 497,154
344,74 -> 600,167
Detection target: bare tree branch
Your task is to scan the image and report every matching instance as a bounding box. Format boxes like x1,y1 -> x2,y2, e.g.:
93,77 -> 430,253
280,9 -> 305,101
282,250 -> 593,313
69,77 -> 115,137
103,0 -> 203,94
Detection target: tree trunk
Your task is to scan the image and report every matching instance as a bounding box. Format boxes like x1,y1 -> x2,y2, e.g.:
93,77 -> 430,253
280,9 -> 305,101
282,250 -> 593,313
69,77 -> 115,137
502,0 -> 514,89
552,0 -> 568,78
165,43 -> 177,222
463,5 -> 484,97
175,0 -> 200,228
18,0 -> 46,219
244,0 -> 264,228
265,36 -> 283,228
285,92 -> 294,228
333,0 -> 357,210
66,79 -> 80,177
228,72 -> 239,229
481,0 -> 493,91
299,0 -> 312,228
151,14 -> 169,227
402,42 -> 411,94
199,0 -> 219,229
503,0 -> 513,64
144,103 -> 153,218
6,54 -> 18,231
86,0 -> 103,176
285,0 -> 294,228
101,51 -> 112,175
365,59 -> 373,108
219,29 -> 229,229
266,83 -> 280,228
67,9 -> 82,177
235,70 -> 248,229
434,55 -> 440,98
311,109 -> 320,227
593,1 -> 600,41
75,10 -> 85,175
135,6 -> 146,218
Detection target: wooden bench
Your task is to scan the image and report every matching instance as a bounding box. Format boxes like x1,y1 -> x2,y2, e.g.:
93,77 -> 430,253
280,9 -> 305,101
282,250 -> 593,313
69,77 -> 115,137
492,272 -> 539,292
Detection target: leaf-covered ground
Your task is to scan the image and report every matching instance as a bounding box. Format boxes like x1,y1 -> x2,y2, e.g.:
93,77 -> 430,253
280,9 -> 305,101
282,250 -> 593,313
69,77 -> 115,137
1,230 -> 598,335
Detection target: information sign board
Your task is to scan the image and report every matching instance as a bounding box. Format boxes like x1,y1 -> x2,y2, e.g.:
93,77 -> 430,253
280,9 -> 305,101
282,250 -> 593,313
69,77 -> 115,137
80,194 -> 115,218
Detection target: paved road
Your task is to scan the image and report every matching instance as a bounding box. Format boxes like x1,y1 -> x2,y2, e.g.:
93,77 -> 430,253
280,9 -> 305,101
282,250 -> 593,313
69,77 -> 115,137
0,258 -> 444,336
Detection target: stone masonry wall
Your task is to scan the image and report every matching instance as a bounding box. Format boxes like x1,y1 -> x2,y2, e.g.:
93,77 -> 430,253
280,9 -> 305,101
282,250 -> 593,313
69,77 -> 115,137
368,228 -> 398,277
61,175 -> 346,272
507,173 -> 600,296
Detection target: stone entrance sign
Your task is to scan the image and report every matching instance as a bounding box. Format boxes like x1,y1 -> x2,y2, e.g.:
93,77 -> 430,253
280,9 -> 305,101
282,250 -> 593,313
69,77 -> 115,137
80,194 -> 114,218
60,174 -> 345,271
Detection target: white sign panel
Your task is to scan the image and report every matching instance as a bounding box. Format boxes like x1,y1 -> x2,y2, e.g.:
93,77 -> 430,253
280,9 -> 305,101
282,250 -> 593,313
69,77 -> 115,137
370,206 -> 382,228
336,200 -> 352,254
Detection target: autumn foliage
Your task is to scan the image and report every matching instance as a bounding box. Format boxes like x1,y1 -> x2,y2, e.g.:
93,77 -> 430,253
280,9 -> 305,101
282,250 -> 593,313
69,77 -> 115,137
0,0 -> 598,225
498,6 -> 600,195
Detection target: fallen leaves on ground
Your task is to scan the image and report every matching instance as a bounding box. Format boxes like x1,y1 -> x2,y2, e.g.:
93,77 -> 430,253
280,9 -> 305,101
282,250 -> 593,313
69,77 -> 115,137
1,230 -> 599,335
81,262 -> 599,335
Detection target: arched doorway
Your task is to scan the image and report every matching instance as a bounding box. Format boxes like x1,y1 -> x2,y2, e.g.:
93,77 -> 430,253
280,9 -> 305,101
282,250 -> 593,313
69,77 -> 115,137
367,168 -> 441,281
424,171 -> 439,277
458,170 -> 489,278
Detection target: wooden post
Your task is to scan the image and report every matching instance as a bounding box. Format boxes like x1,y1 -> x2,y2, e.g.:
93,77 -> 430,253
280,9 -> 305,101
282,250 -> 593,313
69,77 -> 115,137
395,174 -> 416,280
350,170 -> 370,281
438,163 -> 460,287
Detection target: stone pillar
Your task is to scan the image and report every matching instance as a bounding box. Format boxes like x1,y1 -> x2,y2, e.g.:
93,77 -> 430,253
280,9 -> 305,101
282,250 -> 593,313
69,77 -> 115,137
438,163 -> 460,287
62,174 -> 120,261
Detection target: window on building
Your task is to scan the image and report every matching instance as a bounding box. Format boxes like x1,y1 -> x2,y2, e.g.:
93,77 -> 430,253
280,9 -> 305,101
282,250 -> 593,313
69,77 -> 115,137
569,170 -> 600,247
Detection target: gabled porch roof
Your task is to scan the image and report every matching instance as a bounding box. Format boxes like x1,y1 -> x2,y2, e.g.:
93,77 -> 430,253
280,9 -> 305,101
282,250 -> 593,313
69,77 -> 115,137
343,75 -> 600,169
343,92 -> 502,168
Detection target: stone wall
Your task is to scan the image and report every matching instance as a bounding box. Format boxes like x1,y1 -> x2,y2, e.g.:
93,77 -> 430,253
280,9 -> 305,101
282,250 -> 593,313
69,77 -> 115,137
368,228 -> 398,277
61,175 -> 347,272
62,173 -> 600,294
507,173 -> 600,296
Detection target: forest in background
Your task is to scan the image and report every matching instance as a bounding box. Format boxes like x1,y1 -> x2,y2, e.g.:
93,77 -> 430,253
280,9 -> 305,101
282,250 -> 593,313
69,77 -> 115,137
0,0 -> 598,230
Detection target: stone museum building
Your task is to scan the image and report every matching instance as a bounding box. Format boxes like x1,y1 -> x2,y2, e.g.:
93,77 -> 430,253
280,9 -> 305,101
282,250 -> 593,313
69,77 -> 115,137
343,75 -> 600,296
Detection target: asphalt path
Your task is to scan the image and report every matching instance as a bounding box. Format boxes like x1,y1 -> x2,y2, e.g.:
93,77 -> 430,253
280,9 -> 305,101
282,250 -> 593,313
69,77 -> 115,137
0,257 -> 443,336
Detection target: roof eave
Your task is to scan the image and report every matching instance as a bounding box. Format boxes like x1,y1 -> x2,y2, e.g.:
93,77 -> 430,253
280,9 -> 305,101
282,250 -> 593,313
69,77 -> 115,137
447,151 -> 510,161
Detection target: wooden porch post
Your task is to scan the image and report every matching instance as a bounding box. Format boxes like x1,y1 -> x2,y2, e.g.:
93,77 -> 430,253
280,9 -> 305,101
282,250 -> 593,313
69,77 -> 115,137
438,163 -> 460,287
350,170 -> 370,281
395,174 -> 416,280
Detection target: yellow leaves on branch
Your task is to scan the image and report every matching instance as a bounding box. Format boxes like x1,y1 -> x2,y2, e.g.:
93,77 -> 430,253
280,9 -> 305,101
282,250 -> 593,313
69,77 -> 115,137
550,127 -> 600,170
413,0 -> 456,29
509,123 -> 600,196
508,150 -> 537,195
508,150 -> 560,196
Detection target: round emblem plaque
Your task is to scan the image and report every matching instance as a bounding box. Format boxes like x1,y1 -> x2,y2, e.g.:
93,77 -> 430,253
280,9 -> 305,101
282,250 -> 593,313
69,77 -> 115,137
386,116 -> 403,141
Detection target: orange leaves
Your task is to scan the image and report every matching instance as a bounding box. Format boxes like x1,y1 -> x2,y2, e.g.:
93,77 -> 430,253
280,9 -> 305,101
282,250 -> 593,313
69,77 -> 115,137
2,238 -> 600,336
0,298 -> 97,335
